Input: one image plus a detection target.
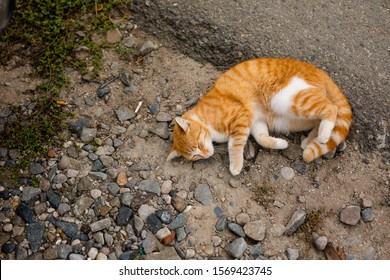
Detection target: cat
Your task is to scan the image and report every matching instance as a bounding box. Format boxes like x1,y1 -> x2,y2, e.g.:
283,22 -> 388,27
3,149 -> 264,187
167,58 -> 352,176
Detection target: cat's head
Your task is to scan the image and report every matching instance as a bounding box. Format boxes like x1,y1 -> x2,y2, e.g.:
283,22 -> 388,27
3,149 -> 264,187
167,117 -> 214,161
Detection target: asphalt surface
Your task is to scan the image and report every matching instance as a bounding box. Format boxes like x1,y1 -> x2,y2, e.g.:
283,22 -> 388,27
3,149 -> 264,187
132,0 -> 389,156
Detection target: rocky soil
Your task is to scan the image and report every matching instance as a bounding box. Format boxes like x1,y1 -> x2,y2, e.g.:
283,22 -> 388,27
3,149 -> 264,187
1,11 -> 390,260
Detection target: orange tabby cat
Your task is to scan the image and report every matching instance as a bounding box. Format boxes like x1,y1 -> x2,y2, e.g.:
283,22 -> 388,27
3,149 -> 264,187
167,58 -> 352,176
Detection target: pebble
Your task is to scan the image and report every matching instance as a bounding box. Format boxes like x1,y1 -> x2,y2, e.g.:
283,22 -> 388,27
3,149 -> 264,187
194,184 -> 212,205
236,213 -> 250,226
284,210 -> 306,235
43,247 -> 58,260
94,232 -> 105,244
96,252 -> 108,260
146,213 -> 163,233
39,178 -> 51,192
88,247 -> 99,259
340,205 -> 361,225
280,167 -> 295,180
172,196 -> 187,212
213,206 -> 224,218
69,253 -> 85,260
225,237 -> 247,258
91,189 -> 102,199
16,204 -> 36,223
361,198 -> 373,208
176,227 -> 186,242
27,222 -> 45,253
243,219 -> 267,241
228,223 -> 246,237
121,192 -> 133,207
138,205 -> 155,221
108,182 -> 120,196
216,216 -> 227,231
161,180 -> 173,194
155,210 -> 172,224
89,171 -> 108,181
140,40 -> 158,55
2,242 -> 16,254
138,180 -> 161,196
21,187 -> 42,202
92,159 -> 104,171
47,217 -> 78,238
57,244 -> 72,259
185,249 -> 196,259
58,203 -> 71,215
116,106 -> 135,122
47,192 -> 61,209
116,171 -> 128,186
67,169 -> 79,178
116,207 -> 133,226
75,197 -> 94,214
286,248 -> 299,260
120,68 -> 133,86
156,112 -> 172,122
80,127 -> 97,142
95,145 -> 115,156
122,36 -> 136,48
314,235 -> 328,251
151,122 -> 169,139
53,173 -> 67,184
168,213 -> 188,230
361,208 -> 374,222
90,218 -> 112,232
249,243 -> 263,258
133,215 -> 144,235
142,231 -> 163,254
29,162 -> 45,175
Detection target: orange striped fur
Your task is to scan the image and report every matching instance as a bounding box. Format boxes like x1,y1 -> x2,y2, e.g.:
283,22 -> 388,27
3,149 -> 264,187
167,58 -> 352,176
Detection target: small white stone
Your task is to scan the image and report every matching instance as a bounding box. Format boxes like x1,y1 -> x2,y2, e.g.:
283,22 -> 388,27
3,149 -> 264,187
88,247 -> 99,260
281,167 -> 295,180
161,180 -> 173,194
3,223 -> 13,232
185,249 -> 196,259
67,169 -> 79,178
90,189 -> 102,199
96,252 -> 108,260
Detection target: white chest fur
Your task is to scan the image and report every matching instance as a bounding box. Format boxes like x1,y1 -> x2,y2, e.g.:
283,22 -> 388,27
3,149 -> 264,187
270,77 -> 313,116
208,125 -> 229,143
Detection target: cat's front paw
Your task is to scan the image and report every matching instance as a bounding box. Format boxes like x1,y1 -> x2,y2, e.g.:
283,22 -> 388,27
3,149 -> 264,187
229,163 -> 242,176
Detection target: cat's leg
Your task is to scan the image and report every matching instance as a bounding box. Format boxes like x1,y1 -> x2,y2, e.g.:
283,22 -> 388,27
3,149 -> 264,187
301,126 -> 319,149
251,121 -> 288,149
228,128 -> 250,176
295,90 -> 338,144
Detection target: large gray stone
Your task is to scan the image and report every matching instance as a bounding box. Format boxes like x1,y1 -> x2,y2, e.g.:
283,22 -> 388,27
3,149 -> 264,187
284,210 -> 306,235
138,180 -> 160,196
225,237 -> 247,258
194,184 -> 213,205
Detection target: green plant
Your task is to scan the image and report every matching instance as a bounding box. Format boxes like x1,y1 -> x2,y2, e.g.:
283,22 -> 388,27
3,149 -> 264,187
0,1 -> 127,187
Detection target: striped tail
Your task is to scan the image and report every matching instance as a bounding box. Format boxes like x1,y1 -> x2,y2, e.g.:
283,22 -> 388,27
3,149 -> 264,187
303,79 -> 353,162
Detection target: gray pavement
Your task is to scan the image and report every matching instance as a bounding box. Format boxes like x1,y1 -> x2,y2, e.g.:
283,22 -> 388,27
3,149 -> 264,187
133,0 -> 389,156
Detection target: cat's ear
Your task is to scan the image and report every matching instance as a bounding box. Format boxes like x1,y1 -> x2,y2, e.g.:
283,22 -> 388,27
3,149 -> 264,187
167,149 -> 180,161
175,117 -> 190,132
